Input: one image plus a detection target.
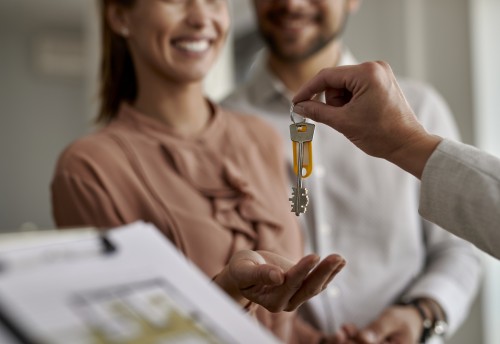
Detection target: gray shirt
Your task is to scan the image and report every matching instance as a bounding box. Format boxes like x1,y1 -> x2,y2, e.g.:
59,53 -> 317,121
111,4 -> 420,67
421,139 -> 500,259
223,49 -> 481,337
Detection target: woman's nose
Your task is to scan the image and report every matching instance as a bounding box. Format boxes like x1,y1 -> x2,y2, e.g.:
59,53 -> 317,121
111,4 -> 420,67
185,0 -> 212,28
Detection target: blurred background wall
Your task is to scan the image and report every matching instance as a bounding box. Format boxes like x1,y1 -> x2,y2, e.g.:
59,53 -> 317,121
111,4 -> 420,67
0,0 -> 88,232
0,0 -> 498,343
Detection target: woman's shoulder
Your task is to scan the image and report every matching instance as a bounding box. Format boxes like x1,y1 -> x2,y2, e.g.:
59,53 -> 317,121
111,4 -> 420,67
54,126 -> 128,178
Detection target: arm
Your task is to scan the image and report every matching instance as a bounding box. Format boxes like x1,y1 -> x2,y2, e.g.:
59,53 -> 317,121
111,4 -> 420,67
420,139 -> 500,259
352,83 -> 480,344
292,61 -> 500,259
51,171 -> 123,229
398,85 -> 481,337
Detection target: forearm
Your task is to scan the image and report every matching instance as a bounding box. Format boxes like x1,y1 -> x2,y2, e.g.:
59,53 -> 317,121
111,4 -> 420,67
420,139 -> 500,258
386,132 -> 443,180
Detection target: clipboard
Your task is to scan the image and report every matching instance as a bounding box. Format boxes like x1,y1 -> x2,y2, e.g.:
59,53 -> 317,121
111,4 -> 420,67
0,221 -> 281,344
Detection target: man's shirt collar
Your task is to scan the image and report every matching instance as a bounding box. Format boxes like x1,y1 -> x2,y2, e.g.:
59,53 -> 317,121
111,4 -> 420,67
246,47 -> 358,106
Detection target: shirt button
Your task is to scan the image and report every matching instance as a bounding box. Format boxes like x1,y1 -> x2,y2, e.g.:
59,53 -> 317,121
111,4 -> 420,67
327,285 -> 340,298
320,223 -> 330,236
316,165 -> 325,177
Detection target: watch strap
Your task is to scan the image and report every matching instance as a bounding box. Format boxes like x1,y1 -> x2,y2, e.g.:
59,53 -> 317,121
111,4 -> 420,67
397,299 -> 433,343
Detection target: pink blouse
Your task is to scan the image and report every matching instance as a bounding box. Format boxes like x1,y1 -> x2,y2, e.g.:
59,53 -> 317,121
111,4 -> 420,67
51,102 -> 322,343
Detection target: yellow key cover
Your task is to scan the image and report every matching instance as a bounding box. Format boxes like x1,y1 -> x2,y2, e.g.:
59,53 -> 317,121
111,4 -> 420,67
292,141 -> 313,178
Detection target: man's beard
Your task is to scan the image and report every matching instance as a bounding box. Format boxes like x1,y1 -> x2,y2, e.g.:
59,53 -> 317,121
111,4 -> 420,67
258,7 -> 350,63
260,29 -> 340,63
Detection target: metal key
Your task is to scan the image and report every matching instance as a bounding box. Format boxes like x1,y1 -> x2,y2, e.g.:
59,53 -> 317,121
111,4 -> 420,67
289,122 -> 315,216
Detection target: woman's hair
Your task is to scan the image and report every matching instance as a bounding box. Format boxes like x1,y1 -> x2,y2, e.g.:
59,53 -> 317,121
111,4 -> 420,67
97,0 -> 137,124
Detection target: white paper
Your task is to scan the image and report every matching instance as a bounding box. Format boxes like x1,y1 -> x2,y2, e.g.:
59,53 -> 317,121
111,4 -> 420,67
0,222 -> 281,344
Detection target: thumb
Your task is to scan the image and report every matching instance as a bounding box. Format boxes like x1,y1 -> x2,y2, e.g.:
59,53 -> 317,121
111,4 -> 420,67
293,100 -> 344,130
230,257 -> 284,289
358,315 -> 396,344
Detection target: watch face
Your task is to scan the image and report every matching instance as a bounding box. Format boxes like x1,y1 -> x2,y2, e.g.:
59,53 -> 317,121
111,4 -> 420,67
433,320 -> 448,336
423,319 -> 433,329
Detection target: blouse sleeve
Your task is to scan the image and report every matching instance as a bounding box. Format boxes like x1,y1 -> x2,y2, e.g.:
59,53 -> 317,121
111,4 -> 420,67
51,171 -> 123,229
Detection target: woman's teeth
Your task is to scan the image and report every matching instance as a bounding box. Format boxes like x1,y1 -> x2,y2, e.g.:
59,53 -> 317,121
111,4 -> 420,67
175,40 -> 210,53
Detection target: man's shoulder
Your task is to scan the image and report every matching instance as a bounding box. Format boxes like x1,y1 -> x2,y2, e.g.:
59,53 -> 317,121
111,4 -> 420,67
221,107 -> 283,149
397,76 -> 458,138
222,54 -> 272,112
398,76 -> 436,92
221,83 -> 250,110
397,77 -> 446,112
221,74 -> 268,113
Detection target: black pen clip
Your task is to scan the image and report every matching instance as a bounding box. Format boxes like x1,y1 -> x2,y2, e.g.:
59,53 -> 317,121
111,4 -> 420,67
99,233 -> 117,255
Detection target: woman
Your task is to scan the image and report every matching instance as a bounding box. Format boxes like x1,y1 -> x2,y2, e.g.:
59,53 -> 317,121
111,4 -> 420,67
51,0 -> 345,342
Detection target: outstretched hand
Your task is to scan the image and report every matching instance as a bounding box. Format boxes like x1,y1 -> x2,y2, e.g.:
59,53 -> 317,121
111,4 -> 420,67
215,250 -> 345,313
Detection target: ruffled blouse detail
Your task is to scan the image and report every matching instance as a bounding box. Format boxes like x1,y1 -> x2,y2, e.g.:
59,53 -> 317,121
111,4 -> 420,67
115,102 -> 282,243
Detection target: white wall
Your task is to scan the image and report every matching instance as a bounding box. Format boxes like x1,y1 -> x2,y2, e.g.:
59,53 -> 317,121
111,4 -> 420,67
0,11 -> 87,232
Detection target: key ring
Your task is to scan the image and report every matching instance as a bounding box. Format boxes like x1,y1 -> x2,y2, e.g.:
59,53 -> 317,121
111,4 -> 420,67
290,104 -> 306,126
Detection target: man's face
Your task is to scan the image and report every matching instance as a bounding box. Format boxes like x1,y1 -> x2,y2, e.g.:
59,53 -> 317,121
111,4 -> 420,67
253,0 -> 357,62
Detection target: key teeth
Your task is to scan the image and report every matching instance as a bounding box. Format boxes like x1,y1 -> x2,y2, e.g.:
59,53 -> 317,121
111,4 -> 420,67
289,187 -> 309,215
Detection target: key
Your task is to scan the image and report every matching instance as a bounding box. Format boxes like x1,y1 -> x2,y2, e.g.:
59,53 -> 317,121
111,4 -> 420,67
289,122 -> 315,216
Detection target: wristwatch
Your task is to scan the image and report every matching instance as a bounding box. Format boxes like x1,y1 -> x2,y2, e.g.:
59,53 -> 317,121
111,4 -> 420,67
397,298 -> 448,343
428,300 -> 449,338
398,299 -> 433,343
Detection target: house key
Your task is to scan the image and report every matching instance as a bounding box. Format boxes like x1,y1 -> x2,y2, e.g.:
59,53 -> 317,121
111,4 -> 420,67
289,105 -> 315,216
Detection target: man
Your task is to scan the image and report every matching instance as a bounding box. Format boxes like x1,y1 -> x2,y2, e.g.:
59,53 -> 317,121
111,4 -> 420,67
292,61 -> 500,261
223,1 -> 481,343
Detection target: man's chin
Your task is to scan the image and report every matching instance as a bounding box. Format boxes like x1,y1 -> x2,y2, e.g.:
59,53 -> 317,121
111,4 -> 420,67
270,45 -> 319,63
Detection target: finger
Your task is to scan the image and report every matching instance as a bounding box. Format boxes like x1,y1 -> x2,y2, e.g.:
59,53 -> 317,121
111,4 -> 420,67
333,330 -> 347,344
293,100 -> 346,128
284,254 -> 320,290
230,259 -> 284,289
357,314 -> 398,344
341,323 -> 358,338
311,255 -> 345,291
325,87 -> 353,107
333,324 -> 359,344
356,330 -> 379,344
286,255 -> 345,310
286,255 -> 345,311
293,66 -> 354,104
322,256 -> 347,289
332,326 -> 361,344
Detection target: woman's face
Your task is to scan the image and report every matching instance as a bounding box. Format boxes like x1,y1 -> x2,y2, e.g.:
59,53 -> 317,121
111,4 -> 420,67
119,0 -> 230,84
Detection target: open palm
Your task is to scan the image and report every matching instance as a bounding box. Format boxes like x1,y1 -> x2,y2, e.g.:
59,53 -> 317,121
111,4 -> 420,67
225,250 -> 345,313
